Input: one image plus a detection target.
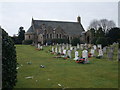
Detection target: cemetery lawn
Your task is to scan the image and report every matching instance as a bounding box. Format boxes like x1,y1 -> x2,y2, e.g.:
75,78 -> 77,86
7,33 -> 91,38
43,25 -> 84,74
15,45 -> 118,88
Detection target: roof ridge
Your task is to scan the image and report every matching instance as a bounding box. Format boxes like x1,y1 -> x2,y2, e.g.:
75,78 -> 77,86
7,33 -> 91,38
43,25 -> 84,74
33,19 -> 79,24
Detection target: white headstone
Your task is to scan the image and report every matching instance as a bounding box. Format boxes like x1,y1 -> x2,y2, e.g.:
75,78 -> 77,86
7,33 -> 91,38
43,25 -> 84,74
98,49 -> 103,56
74,51 -> 79,60
38,43 -> 41,49
88,44 -> 91,48
55,47 -> 58,53
74,47 -> 77,52
77,44 -> 80,49
93,45 -> 97,50
46,43 -> 48,46
53,43 -> 54,45
97,44 -> 102,49
90,49 -> 95,56
63,49 -> 66,55
40,46 -> 43,49
70,47 -> 73,51
69,44 -> 72,48
66,44 -> 69,50
52,47 -> 54,52
67,50 -> 71,58
82,50 -> 88,59
103,47 -> 107,54
62,45 -> 64,50
80,44 -> 84,50
59,47 -> 62,54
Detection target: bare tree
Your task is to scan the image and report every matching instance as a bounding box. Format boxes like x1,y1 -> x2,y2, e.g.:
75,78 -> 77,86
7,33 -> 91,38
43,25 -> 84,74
89,19 -> 116,33
88,19 -> 99,30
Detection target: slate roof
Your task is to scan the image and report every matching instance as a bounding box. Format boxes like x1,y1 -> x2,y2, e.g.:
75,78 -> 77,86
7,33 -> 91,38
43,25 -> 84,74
27,19 -> 85,36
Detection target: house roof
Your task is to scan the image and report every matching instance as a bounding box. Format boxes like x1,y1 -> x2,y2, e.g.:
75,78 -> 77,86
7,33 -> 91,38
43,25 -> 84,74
27,19 -> 85,36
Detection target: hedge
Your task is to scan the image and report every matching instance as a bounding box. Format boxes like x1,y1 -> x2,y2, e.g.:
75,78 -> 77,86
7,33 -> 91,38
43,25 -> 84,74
2,28 -> 17,89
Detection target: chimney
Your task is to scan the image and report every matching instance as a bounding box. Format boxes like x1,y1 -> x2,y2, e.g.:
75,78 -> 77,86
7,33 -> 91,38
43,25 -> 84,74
77,16 -> 81,23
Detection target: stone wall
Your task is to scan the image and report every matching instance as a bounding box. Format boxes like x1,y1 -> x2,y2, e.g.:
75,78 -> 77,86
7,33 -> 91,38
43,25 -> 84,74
25,33 -> 35,40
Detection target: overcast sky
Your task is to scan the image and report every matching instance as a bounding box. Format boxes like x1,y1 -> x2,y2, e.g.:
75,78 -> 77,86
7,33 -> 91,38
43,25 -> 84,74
0,1 -> 119,36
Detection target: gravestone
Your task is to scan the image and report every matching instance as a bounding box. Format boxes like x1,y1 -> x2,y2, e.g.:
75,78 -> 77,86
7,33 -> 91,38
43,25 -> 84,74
52,46 -> 54,52
88,44 -> 91,49
70,47 -> 73,51
32,42 -> 35,46
46,43 -> 48,46
110,46 -> 114,53
84,43 -> 88,50
103,47 -> 107,54
63,49 -> 67,55
80,44 -> 84,50
37,43 -> 41,49
55,47 -> 58,53
67,50 -> 71,58
90,48 -> 95,56
74,46 -> 77,52
93,45 -> 97,50
53,43 -> 54,45
82,50 -> 88,61
98,49 -> 103,57
74,51 -> 79,60
59,46 -> 62,54
62,45 -> 65,50
97,44 -> 102,49
66,44 -> 69,50
107,49 -> 114,61
69,44 -> 72,49
40,46 -> 43,50
77,43 -> 80,49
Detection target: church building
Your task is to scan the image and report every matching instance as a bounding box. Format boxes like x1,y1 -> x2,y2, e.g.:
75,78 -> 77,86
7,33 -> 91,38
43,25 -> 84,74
25,16 -> 85,44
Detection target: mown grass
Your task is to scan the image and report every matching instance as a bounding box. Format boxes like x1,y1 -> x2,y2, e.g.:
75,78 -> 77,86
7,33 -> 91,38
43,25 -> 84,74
14,45 -> 118,88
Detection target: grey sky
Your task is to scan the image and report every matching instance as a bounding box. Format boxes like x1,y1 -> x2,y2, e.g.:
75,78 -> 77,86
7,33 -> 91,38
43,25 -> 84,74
0,2 -> 118,36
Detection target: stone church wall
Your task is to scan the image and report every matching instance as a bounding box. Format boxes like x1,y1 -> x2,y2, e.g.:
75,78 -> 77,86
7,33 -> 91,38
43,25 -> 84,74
25,33 -> 35,40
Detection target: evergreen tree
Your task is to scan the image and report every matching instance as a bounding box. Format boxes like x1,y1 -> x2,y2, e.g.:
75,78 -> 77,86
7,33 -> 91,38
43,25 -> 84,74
2,28 -> 17,89
18,26 -> 25,44
106,27 -> 120,43
96,27 -> 105,37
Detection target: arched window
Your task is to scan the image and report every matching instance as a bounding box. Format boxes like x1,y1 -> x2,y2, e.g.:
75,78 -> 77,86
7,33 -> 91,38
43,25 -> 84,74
60,34 -> 62,39
29,35 -> 30,39
46,34 -> 49,39
50,34 -> 52,39
57,34 -> 59,38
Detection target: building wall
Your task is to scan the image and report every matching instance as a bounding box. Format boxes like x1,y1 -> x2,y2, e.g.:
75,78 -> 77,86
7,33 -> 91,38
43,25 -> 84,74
25,24 -> 85,44
85,30 -> 93,44
25,33 -> 35,40
38,34 -> 43,44
45,26 -> 67,39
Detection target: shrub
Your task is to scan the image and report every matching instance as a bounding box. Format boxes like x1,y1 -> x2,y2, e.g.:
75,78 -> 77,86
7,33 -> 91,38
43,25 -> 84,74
2,28 -> 17,89
106,27 -> 120,43
91,37 -> 97,45
22,40 -> 33,45
45,39 -> 69,44
71,38 -> 80,46
11,36 -> 21,44
106,37 -> 113,45
96,37 -> 108,48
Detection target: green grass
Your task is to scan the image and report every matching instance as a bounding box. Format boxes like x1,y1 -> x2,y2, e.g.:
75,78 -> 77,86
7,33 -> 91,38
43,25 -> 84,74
14,45 -> 118,88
